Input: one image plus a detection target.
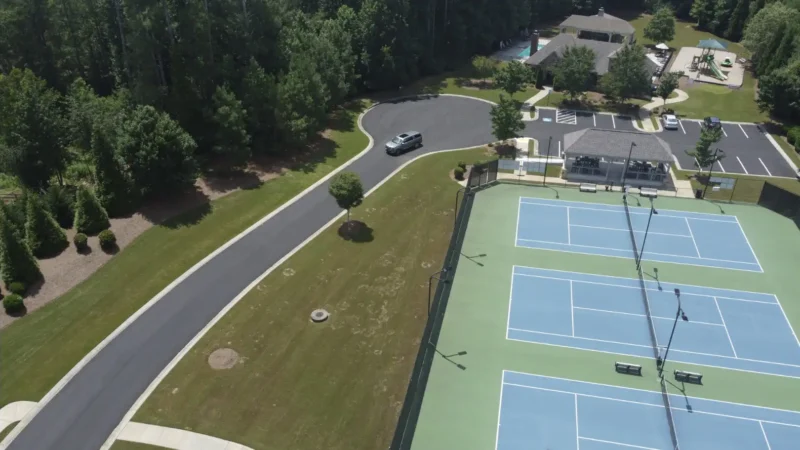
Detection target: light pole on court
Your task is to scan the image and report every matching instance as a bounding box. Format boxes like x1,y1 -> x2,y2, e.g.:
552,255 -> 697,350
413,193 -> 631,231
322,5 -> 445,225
427,268 -> 450,317
621,142 -> 637,185
636,199 -> 658,270
658,288 -> 688,378
701,148 -> 724,199
542,136 -> 553,186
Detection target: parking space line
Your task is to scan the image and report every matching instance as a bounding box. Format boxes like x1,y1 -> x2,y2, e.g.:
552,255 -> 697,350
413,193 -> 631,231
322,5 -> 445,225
736,156 -> 749,174
739,124 -> 749,138
611,115 -> 616,129
758,158 -> 772,176
558,141 -> 562,157
721,127 -> 728,137
717,161 -> 726,173
679,120 -> 686,134
593,114 -> 596,127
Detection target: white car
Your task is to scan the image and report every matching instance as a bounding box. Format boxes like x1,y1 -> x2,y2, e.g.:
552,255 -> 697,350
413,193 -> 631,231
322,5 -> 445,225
662,114 -> 679,130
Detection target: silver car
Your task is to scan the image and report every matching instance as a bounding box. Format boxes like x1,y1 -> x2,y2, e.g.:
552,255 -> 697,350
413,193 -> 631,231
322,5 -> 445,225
385,131 -> 422,155
662,114 -> 679,130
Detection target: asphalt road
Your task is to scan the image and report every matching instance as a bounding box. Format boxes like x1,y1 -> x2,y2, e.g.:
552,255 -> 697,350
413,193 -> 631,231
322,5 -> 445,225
7,95 -> 495,450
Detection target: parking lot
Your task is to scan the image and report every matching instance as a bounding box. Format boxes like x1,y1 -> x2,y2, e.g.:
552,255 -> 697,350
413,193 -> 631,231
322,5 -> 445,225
536,108 -> 637,131
659,118 -> 796,178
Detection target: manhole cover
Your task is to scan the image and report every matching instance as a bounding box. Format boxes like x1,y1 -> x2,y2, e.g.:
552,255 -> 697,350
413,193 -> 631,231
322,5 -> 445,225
208,348 -> 239,370
310,309 -> 330,323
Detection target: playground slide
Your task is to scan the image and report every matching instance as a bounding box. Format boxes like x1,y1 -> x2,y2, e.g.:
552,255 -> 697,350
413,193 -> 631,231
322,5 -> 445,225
708,59 -> 728,81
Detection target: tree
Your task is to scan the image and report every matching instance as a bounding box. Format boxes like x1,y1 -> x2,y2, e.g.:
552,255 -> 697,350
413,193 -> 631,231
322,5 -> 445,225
0,69 -> 66,189
92,124 -> 137,217
644,6 -> 676,43
757,60 -> 800,122
690,0 -> 717,30
277,53 -> 330,145
755,21 -> 789,76
328,171 -> 364,222
742,2 -> 800,65
0,209 -> 41,286
602,45 -> 651,103
74,186 -> 110,235
762,24 -> 799,77
655,71 -> 683,110
725,0 -> 751,41
117,106 -> 198,199
490,95 -> 525,142
45,184 -> 75,229
686,127 -> 724,169
242,60 -> 279,154
25,194 -> 68,258
494,61 -> 532,96
211,86 -> 251,170
472,56 -> 496,84
554,46 -> 596,100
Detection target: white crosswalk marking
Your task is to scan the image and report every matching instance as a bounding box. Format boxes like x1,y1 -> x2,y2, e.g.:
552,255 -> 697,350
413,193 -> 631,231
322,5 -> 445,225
556,109 -> 577,125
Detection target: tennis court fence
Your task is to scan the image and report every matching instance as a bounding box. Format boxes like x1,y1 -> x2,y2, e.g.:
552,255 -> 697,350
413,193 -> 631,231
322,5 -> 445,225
467,159 -> 498,189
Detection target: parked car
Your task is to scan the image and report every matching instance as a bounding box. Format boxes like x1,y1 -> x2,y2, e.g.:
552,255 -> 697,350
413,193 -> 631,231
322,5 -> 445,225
662,114 -> 679,130
702,116 -> 722,130
385,131 -> 422,155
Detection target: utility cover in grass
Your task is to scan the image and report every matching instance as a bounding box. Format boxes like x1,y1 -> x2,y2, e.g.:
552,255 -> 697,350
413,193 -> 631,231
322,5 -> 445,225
208,348 -> 240,370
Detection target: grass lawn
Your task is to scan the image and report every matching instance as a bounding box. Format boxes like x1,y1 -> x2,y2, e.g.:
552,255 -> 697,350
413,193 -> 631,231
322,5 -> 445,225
131,148 -> 489,450
628,14 -> 748,57
0,424 -> 16,442
0,101 -> 369,407
110,442 -> 169,450
670,74 -> 768,122
676,170 -> 800,203
770,133 -> 800,168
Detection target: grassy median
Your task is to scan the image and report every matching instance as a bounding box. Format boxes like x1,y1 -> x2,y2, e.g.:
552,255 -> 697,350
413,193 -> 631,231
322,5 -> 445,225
131,148 -> 488,450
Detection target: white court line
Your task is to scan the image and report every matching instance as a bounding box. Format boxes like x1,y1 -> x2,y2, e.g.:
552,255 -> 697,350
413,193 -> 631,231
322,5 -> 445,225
679,120 -> 686,134
509,326 -> 800,368
519,199 -> 738,223
759,158 -> 773,176
570,281 -> 575,337
514,272 -> 780,306
760,421 -> 773,450
740,124 -> 750,138
612,115 -> 616,128
579,437 -> 657,450
514,199 -> 522,248
733,216 -> 764,273
721,127 -> 728,137
494,376 -> 505,450
718,160 -> 726,172
516,237 -> 760,264
567,206 -> 572,244
685,218 -> 702,258
558,140 -> 562,157
737,156 -> 749,174
714,296 -> 739,358
573,306 -> 724,327
571,223 -> 691,238
504,370 -> 800,416
593,114 -> 596,127
575,394 -> 580,450
505,272 -> 515,341
518,197 -> 736,219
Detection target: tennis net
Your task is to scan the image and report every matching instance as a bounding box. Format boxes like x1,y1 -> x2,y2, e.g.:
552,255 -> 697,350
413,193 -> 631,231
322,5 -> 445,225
661,377 -> 681,449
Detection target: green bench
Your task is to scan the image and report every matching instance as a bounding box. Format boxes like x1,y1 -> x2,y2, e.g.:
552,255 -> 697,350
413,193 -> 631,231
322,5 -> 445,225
615,362 -> 642,376
674,370 -> 703,384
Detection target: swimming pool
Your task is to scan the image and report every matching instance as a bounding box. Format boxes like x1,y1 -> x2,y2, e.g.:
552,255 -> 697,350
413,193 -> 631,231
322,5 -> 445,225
517,39 -> 550,58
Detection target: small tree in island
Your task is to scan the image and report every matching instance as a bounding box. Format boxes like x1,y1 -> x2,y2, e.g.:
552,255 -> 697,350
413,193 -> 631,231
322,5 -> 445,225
329,171 -> 364,223
490,95 -> 525,145
655,71 -> 683,112
686,126 -> 724,170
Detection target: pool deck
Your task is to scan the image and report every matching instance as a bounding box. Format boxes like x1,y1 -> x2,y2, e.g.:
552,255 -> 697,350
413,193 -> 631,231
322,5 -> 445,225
491,39 -> 550,62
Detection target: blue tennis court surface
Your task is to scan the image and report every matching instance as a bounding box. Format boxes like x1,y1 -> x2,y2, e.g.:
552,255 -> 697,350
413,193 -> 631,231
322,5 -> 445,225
515,198 -> 762,272
498,372 -> 800,450
507,267 -> 800,378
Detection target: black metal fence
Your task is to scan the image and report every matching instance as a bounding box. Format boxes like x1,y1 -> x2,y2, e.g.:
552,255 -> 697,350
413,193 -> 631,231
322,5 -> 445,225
758,182 -> 800,226
467,159 -> 498,189
389,184 -> 476,450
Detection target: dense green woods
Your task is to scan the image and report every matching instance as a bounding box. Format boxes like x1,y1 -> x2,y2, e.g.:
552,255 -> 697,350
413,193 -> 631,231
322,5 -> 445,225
0,0 -> 798,201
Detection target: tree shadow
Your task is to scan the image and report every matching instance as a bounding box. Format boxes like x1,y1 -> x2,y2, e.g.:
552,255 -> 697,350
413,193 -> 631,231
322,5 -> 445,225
201,169 -> 264,193
77,244 -> 93,255
140,187 -> 213,229
337,220 -> 374,243
6,303 -> 28,318
101,243 -> 120,255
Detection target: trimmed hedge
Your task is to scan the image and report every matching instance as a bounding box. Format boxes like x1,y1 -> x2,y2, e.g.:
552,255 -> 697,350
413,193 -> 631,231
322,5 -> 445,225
454,167 -> 465,180
98,229 -> 116,251
457,161 -> 467,171
8,281 -> 26,296
74,233 -> 88,251
74,186 -> 110,235
787,127 -> 800,145
25,195 -> 68,258
3,293 -> 24,314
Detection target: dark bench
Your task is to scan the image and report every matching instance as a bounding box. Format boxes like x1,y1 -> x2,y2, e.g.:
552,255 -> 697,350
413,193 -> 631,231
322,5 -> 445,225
674,370 -> 703,384
615,362 -> 642,376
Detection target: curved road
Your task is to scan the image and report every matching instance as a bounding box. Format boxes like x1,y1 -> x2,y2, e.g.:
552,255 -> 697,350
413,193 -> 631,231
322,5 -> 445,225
6,95 -> 495,450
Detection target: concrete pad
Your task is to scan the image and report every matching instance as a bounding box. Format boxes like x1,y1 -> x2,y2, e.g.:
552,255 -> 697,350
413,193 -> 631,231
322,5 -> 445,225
669,47 -> 743,87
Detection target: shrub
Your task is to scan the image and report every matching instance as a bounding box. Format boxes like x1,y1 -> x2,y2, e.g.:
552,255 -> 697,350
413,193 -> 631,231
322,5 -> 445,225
8,281 -> 26,296
457,161 -> 467,171
454,167 -> 465,180
787,126 -> 800,145
74,186 -> 110,235
25,194 -> 68,258
74,233 -> 88,251
45,185 -> 75,228
2,294 -> 24,314
98,229 -> 116,251
0,211 -> 41,286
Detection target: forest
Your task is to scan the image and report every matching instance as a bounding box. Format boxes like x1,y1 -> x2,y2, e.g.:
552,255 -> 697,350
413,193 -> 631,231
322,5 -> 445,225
0,0 -> 799,202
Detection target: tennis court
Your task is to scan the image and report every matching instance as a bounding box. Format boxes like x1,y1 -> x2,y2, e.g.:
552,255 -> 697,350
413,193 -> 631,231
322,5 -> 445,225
515,198 -> 762,272
507,266 -> 800,378
498,371 -> 800,450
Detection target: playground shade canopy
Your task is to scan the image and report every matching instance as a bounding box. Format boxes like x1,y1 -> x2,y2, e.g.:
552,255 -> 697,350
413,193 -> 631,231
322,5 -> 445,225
697,39 -> 728,50
655,43 -> 669,50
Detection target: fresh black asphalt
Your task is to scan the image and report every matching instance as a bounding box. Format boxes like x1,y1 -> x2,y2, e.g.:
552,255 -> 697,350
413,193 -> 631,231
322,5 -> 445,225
7,95 -> 495,450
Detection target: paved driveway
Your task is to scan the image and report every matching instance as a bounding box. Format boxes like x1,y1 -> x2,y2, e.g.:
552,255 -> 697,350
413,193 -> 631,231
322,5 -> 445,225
523,108 -> 637,158
6,95 -> 495,450
658,118 -> 796,178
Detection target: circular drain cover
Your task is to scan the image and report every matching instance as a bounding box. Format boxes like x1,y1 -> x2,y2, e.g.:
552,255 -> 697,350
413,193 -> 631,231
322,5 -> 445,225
310,309 -> 330,323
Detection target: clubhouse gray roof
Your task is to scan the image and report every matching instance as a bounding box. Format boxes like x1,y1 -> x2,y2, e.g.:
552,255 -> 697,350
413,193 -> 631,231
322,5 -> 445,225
559,13 -> 635,35
525,34 -> 624,74
564,129 -> 674,163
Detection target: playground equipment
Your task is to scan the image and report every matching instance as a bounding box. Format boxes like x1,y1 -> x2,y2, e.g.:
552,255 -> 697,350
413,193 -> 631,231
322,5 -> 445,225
721,57 -> 733,68
696,39 -> 729,82
704,54 -> 728,81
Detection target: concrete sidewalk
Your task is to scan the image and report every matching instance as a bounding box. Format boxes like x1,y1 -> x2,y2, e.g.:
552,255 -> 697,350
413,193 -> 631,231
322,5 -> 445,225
521,88 -> 551,120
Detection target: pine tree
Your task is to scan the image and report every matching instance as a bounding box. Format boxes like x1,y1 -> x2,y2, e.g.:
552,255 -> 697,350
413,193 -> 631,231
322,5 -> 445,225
92,124 -> 137,217
763,24 -> 798,77
725,0 -> 750,41
0,209 -> 41,286
211,85 -> 251,170
25,194 -> 68,258
74,186 -> 110,235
